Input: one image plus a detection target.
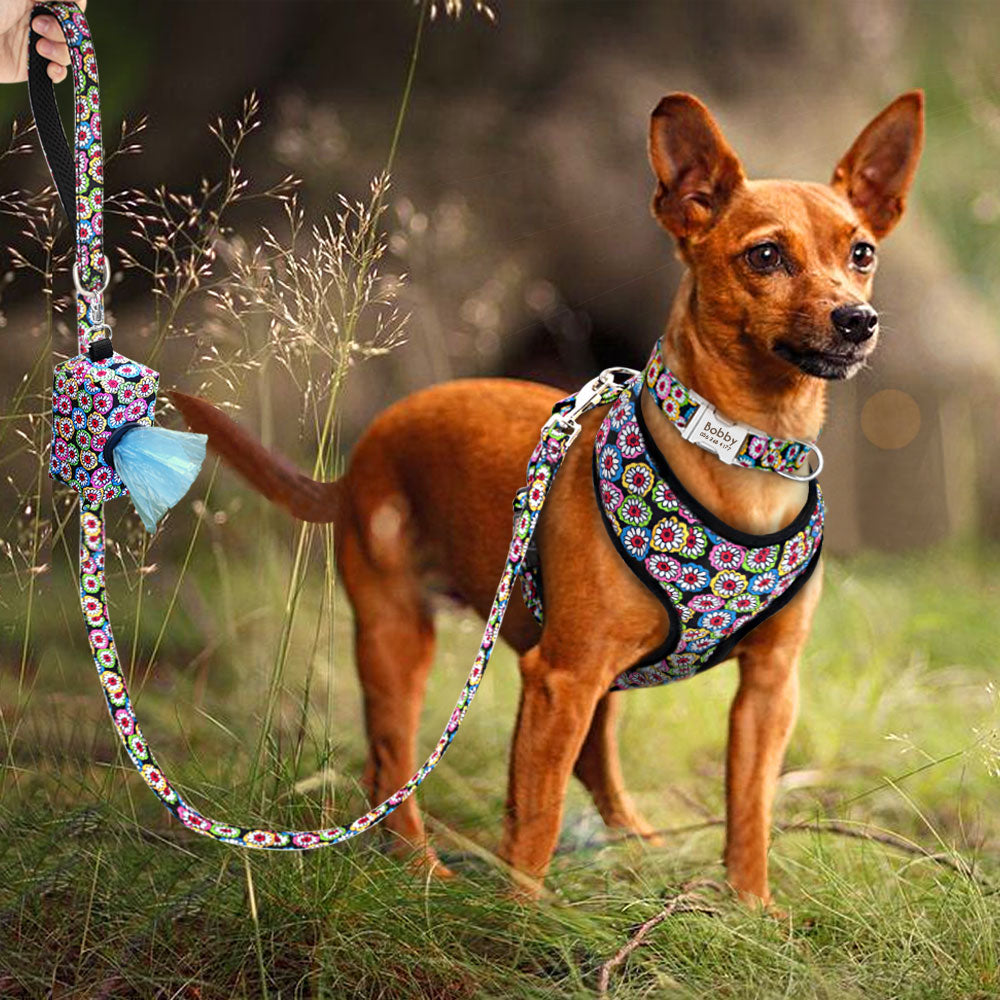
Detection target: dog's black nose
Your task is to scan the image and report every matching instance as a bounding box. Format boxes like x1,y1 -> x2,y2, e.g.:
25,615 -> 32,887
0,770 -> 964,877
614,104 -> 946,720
831,303 -> 879,343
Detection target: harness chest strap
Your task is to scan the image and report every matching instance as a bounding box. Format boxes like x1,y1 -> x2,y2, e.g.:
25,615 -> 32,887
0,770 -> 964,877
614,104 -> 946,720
594,373 -> 825,690
521,348 -> 825,692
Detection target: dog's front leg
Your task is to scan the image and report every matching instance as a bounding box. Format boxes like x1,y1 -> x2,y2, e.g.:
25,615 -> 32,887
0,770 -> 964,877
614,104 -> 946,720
498,644 -> 614,891
724,648 -> 800,905
573,692 -> 660,842
724,573 -> 822,906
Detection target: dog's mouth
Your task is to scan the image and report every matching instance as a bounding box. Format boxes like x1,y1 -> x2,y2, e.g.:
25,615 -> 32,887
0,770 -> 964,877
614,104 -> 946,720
772,341 -> 870,380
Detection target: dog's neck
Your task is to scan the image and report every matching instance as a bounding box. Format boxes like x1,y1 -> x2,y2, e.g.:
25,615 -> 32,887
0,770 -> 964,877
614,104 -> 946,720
639,271 -> 826,535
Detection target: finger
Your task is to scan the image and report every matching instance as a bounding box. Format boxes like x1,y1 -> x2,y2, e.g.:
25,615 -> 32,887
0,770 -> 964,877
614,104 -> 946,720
35,38 -> 72,68
30,15 -> 66,43
46,61 -> 68,84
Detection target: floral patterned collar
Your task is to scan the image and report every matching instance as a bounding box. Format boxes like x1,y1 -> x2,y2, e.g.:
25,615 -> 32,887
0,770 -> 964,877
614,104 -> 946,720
644,339 -> 823,480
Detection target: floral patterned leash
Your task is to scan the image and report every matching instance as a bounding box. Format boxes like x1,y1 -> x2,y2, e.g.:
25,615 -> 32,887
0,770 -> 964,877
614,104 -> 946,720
80,375 -> 630,850
30,1 -> 638,851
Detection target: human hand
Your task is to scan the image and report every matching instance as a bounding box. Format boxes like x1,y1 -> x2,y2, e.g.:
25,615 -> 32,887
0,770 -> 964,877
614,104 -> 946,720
0,1 -> 87,84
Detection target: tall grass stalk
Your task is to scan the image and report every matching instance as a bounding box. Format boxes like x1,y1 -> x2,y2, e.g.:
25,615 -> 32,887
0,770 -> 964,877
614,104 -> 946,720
239,0 -> 428,810
243,852 -> 270,1000
1,160 -> 60,791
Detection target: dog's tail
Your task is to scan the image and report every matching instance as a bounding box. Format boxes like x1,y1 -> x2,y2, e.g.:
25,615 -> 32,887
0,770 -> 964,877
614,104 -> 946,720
169,390 -> 341,524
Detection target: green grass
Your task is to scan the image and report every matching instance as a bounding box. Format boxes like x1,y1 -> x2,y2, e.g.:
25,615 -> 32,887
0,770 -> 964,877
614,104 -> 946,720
1,509 -> 998,997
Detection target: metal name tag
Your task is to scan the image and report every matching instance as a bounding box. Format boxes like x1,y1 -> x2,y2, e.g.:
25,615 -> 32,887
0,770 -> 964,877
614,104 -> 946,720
681,403 -> 748,464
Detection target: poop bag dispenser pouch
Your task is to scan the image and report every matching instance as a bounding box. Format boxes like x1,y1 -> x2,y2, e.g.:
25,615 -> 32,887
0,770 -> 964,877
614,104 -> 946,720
50,348 -> 206,532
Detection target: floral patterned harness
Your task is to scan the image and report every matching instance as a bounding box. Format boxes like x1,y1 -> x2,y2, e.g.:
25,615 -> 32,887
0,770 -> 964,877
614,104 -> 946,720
522,345 -> 825,691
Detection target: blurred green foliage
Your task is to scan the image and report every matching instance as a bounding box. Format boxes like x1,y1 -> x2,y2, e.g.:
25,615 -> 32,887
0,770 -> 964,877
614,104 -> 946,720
906,2 -> 1000,303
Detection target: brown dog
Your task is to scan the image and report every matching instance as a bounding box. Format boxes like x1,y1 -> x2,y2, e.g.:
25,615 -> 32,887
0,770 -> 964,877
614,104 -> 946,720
172,90 -> 923,906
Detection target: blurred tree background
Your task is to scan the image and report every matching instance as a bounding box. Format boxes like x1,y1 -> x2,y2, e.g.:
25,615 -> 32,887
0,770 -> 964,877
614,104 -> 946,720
2,0 -> 999,554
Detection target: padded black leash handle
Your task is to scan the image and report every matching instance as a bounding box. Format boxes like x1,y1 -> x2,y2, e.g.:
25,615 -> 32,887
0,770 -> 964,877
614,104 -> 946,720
27,4 -> 78,227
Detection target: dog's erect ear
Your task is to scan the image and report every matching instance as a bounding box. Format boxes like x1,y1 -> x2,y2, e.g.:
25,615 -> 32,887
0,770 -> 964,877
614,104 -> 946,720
648,93 -> 746,239
831,90 -> 924,238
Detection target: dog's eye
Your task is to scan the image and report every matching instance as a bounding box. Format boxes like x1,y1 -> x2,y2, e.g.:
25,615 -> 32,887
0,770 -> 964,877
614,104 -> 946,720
851,242 -> 876,272
745,242 -> 783,273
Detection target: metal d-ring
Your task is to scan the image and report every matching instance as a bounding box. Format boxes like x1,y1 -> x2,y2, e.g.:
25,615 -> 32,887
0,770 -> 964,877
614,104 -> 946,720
73,255 -> 111,298
775,443 -> 825,482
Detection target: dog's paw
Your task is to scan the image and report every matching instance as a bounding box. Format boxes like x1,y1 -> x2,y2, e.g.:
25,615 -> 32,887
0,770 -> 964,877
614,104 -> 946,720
502,875 -> 547,905
728,883 -> 791,922
406,848 -> 456,881
632,824 -> 666,849
611,815 -> 666,848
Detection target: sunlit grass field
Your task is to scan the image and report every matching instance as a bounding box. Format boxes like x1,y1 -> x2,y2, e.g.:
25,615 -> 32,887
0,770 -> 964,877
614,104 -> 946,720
1,483 -> 998,998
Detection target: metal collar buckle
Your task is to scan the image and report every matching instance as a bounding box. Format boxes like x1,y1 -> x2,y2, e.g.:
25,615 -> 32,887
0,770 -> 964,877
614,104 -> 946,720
677,393 -> 823,481
679,397 -> 748,465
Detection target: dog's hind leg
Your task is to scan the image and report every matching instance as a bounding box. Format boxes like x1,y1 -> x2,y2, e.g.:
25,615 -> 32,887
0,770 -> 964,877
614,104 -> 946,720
355,605 -> 445,873
573,692 -> 661,843
337,504 -> 451,876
